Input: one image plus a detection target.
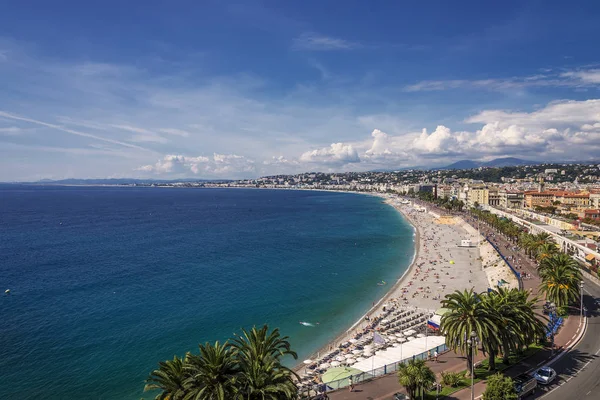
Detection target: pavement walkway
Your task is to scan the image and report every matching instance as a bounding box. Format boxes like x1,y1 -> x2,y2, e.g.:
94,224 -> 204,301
326,205 -> 584,400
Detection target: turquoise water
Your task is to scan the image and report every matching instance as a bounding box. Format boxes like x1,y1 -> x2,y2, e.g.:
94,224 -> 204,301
0,186 -> 414,399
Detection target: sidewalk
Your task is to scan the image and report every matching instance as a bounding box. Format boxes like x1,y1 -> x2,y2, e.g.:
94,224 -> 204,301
327,306 -> 582,400
327,206 -> 584,400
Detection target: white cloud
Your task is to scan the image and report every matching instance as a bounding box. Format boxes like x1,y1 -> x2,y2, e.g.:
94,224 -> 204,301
404,69 -> 600,92
561,69 -> 600,84
159,128 -> 190,137
138,153 -> 255,177
292,33 -> 359,51
299,143 -> 360,165
0,126 -> 22,135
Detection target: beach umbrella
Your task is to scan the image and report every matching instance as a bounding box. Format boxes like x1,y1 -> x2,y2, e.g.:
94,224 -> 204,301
398,337 -> 407,343
335,355 -> 345,362
349,338 -> 358,344
395,333 -> 404,338
352,349 -> 362,355
330,361 -> 341,367
393,343 -> 401,347
449,260 -> 455,264
321,366 -> 363,384
346,358 -> 356,365
303,359 -> 313,365
355,357 -> 366,362
363,351 -> 373,357
406,336 -> 415,341
345,354 -> 355,359
417,333 -> 426,338
381,319 -> 390,324
319,363 -> 331,369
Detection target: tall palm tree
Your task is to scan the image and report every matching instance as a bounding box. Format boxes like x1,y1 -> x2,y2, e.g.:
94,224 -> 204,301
536,243 -> 558,263
145,355 -> 187,400
183,341 -> 238,400
397,359 -> 436,400
440,289 -> 500,375
230,325 -> 298,400
233,356 -> 298,400
488,288 -> 546,365
539,254 -> 582,308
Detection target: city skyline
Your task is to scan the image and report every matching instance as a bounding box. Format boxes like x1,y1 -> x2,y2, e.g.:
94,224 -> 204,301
2,1 -> 600,181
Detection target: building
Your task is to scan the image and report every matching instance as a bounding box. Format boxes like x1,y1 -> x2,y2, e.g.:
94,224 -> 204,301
487,188 -> 501,207
524,191 -> 554,208
589,192 -> 600,209
418,184 -> 437,197
467,185 -> 488,207
499,191 -> 525,209
553,192 -> 590,210
581,209 -> 600,220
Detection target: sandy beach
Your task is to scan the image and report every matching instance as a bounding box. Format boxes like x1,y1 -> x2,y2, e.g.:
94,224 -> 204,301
296,194 -> 495,373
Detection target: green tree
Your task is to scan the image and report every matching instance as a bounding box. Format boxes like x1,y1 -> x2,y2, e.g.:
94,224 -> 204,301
230,325 -> 298,400
183,341 -> 238,400
539,254 -> 582,308
536,243 -> 558,263
144,355 -> 187,400
440,289 -> 500,375
482,373 -> 517,400
397,359 -> 436,399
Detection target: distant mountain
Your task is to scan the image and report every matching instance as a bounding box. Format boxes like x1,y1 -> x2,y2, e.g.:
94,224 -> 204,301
441,157 -> 539,170
481,157 -> 538,167
443,160 -> 481,170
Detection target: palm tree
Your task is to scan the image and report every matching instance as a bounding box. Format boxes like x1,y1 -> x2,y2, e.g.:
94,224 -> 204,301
233,356 -> 298,400
487,288 -> 546,365
539,254 -> 582,308
536,243 -> 558,263
440,289 -> 500,375
183,341 -> 238,400
145,355 -> 187,400
397,359 -> 436,400
230,325 -> 298,400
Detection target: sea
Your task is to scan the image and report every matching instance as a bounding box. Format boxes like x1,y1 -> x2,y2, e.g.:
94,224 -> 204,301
0,186 -> 415,399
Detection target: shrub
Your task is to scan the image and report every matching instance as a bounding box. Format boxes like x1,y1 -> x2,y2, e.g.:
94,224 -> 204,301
441,371 -> 462,387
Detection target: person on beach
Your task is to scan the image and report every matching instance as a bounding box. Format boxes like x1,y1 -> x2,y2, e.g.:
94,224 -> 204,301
348,376 -> 354,392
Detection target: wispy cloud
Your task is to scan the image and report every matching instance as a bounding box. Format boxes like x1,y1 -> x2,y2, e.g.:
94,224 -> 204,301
0,126 -> 22,135
292,33 -> 360,51
0,111 -> 151,151
403,69 -> 600,92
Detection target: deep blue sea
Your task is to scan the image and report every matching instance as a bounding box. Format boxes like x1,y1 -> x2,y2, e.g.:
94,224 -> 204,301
0,186 -> 414,399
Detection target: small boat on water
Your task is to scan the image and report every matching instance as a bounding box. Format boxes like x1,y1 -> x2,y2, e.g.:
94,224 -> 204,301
377,280 -> 386,286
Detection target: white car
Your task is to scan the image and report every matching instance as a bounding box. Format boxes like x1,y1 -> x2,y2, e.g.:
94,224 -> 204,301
533,366 -> 557,385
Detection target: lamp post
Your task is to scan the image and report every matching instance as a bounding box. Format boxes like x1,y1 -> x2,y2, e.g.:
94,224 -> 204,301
467,331 -> 477,400
580,280 -> 585,325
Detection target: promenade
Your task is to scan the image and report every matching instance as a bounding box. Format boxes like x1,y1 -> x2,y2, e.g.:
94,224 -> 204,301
326,202 -> 583,400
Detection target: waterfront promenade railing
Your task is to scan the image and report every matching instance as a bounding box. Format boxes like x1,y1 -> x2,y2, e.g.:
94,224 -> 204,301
299,343 -> 448,397
485,238 -> 523,291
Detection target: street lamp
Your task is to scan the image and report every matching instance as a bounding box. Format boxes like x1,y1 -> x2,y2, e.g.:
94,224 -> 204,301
580,280 -> 585,324
467,331 -> 477,400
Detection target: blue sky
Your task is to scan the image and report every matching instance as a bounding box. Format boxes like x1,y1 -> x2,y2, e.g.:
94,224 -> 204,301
1,0 -> 600,180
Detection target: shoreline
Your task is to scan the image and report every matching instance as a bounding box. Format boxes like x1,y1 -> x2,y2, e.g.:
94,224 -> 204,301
293,192 -> 491,372
293,193 -> 424,371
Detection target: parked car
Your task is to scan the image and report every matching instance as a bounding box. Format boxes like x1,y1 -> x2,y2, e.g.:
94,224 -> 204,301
513,373 -> 537,399
533,366 -> 557,385
393,393 -> 408,400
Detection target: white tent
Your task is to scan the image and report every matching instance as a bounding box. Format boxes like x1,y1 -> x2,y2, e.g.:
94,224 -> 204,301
352,336 -> 446,373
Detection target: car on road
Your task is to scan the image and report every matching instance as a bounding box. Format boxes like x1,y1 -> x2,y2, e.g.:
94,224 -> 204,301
514,373 -> 537,399
533,366 -> 557,385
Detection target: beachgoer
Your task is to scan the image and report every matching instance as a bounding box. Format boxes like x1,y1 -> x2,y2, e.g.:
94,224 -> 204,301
434,350 -> 439,362
348,377 -> 354,392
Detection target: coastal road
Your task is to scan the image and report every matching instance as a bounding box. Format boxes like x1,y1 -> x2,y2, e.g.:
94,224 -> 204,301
532,276 -> 600,400
414,201 -> 600,399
